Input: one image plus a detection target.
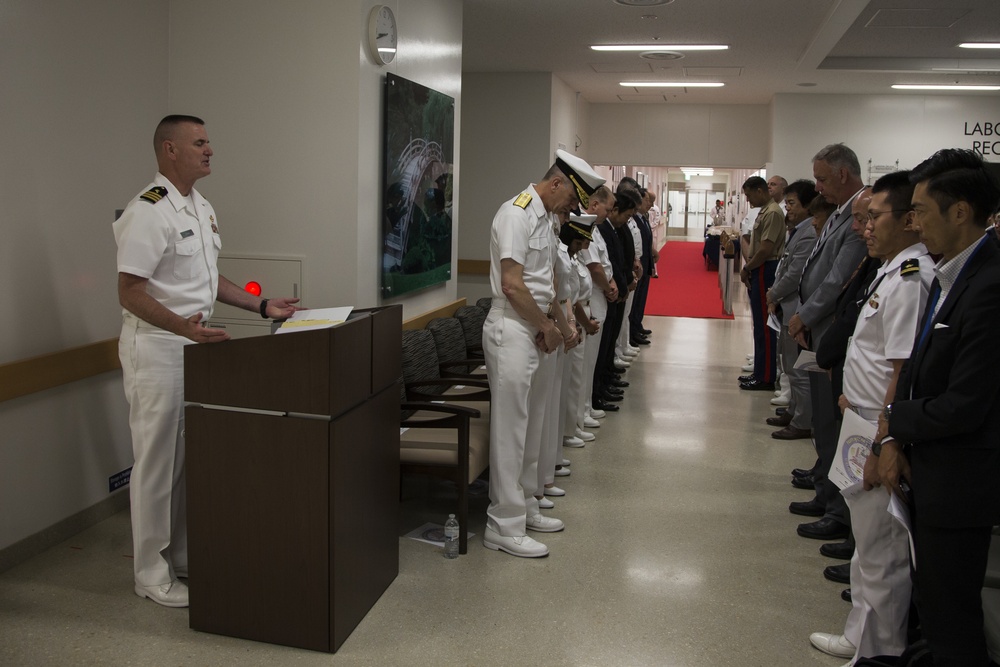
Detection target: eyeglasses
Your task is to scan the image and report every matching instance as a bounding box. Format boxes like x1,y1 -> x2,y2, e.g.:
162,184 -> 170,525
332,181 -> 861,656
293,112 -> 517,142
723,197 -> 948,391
866,209 -> 910,223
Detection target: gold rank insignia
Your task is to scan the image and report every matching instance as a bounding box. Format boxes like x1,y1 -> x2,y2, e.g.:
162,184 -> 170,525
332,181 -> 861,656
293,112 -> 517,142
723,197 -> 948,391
139,186 -> 168,204
900,258 -> 920,276
513,193 -> 532,209
869,295 -> 880,310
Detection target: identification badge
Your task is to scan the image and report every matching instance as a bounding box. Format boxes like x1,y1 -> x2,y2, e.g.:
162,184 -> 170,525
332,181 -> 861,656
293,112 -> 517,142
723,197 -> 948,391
180,229 -> 194,238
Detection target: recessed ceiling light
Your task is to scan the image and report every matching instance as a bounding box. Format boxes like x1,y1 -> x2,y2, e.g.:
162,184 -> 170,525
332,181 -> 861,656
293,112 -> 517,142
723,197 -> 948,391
593,44 -> 728,52
613,0 -> 674,6
639,51 -> 685,61
621,81 -> 725,87
796,82 -> 818,87
958,43 -> 1000,49
891,84 -> 1000,91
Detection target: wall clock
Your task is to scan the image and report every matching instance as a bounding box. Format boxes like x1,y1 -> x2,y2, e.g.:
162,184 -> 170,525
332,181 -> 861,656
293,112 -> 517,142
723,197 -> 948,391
368,5 -> 397,66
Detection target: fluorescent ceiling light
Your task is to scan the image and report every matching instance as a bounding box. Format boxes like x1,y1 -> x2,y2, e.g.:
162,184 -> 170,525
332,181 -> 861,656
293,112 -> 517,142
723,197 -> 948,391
892,84 -> 1000,91
681,168 -> 714,176
931,68 -> 1000,73
959,43 -> 1000,49
593,44 -> 728,52
621,81 -> 725,87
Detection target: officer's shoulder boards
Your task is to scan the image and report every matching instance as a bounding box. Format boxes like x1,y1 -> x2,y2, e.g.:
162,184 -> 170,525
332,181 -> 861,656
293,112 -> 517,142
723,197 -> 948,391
899,258 -> 920,276
513,193 -> 532,209
139,186 -> 168,204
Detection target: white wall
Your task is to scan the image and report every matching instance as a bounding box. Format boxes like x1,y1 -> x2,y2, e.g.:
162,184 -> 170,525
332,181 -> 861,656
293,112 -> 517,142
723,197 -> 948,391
0,0 -> 166,551
771,93 -> 1000,182
167,0 -> 463,319
587,103 -> 771,168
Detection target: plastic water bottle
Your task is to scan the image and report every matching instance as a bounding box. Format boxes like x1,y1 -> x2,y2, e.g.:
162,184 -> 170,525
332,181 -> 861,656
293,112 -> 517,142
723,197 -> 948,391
443,514 -> 459,559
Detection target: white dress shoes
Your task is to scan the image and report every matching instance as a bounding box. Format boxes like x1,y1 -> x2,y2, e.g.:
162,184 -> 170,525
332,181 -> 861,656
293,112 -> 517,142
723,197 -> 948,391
135,580 -> 189,608
483,526 -> 549,558
741,362 -> 754,372
538,496 -> 555,509
554,467 -> 571,477
560,458 -> 571,466
770,394 -> 790,406
544,485 -> 565,496
809,632 -> 856,658
575,428 -> 595,442
583,416 -> 601,428
526,513 -> 564,533
589,408 -> 606,419
563,435 -> 585,448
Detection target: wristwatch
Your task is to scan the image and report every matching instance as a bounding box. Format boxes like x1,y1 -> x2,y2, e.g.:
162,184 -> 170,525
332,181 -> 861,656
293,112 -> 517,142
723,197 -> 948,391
882,403 -> 893,421
259,298 -> 269,319
871,440 -> 883,456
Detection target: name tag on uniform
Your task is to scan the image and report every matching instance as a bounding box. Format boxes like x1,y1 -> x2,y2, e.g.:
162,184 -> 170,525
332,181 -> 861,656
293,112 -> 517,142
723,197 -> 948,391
180,229 -> 195,238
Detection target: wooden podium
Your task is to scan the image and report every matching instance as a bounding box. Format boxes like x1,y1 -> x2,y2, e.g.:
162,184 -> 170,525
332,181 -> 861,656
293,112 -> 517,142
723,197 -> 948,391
183,305 -> 401,653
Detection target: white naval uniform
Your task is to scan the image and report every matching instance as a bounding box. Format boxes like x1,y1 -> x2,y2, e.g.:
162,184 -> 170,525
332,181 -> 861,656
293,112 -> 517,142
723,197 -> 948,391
840,243 -> 933,663
564,255 -> 593,434
578,223 -> 613,413
538,240 -> 580,489
113,172 -> 221,587
484,185 -> 558,536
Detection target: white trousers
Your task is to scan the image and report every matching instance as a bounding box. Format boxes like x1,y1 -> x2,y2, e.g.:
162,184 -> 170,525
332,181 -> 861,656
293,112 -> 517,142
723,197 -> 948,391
616,289 -> 635,357
561,338 -> 586,437
483,307 -> 557,536
538,347 -> 566,489
581,294 -> 607,421
842,476 -> 912,662
119,315 -> 189,587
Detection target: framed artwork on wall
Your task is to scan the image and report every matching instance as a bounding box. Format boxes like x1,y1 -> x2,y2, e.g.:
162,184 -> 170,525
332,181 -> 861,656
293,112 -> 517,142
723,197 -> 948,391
381,72 -> 455,299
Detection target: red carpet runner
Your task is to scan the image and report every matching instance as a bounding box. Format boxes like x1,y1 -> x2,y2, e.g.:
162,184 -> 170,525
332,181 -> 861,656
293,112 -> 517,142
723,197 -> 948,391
644,241 -> 734,320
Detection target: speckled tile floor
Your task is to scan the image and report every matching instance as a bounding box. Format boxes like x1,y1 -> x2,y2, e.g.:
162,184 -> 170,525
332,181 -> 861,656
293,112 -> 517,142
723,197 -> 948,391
0,301 -> 852,666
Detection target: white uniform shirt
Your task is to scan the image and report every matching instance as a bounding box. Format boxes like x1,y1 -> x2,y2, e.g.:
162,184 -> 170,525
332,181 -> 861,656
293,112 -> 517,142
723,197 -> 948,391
555,242 -> 580,305
575,254 -> 593,304
843,243 -> 934,410
740,207 -> 759,236
578,221 -> 613,285
113,172 -> 221,321
647,204 -> 661,229
627,217 -> 643,258
489,185 -> 556,310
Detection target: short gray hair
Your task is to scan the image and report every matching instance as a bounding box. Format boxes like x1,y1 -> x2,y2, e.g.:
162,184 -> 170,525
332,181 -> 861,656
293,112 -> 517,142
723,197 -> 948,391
813,143 -> 861,177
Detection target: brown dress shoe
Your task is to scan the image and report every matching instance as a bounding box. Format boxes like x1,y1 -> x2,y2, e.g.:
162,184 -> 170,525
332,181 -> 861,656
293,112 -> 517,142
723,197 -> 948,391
766,412 -> 792,427
771,426 -> 812,440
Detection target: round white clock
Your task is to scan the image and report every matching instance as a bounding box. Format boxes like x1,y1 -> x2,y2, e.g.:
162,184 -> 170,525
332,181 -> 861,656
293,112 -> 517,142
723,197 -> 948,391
368,5 -> 397,66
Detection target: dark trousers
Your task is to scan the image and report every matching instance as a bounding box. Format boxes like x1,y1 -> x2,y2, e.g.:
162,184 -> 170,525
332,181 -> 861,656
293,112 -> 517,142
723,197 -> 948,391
749,261 -> 778,383
629,273 -> 650,334
593,300 -> 624,399
809,371 -> 849,526
912,515 -> 993,667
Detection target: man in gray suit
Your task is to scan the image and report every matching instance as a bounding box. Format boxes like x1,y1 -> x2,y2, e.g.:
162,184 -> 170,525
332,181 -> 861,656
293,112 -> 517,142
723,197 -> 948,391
788,144 -> 869,540
766,179 -> 819,440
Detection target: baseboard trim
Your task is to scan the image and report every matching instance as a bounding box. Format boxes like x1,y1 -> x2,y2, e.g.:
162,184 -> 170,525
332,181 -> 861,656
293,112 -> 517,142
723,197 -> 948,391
0,490 -> 130,575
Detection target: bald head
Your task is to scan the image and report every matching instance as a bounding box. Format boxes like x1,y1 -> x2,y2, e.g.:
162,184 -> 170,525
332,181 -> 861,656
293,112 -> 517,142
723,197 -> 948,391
850,187 -> 873,239
767,176 -> 787,203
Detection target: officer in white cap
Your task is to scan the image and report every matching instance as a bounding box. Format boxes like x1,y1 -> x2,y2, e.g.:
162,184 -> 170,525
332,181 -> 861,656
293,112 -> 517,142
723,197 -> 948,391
483,150 -> 604,558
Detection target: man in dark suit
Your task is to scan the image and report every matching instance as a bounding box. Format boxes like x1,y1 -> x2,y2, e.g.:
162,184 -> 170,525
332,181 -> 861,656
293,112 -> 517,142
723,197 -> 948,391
874,148 -> 1000,667
789,144 -> 870,540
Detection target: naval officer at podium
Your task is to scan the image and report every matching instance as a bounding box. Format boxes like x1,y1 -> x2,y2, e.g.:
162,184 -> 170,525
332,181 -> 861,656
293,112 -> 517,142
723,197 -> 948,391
113,115 -> 299,607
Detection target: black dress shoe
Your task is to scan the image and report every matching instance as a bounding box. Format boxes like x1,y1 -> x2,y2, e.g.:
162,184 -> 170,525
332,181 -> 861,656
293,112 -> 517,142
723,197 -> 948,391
789,497 -> 824,517
775,407 -> 788,416
797,517 -> 850,540
631,337 -> 650,346
592,399 -> 620,412
738,374 -> 755,383
739,379 -> 776,391
791,474 -> 815,490
820,539 -> 855,560
600,392 -> 623,402
766,413 -> 792,427
611,379 -> 630,388
841,588 -> 851,603
640,328 -> 652,336
605,386 -> 623,395
791,467 -> 814,478
824,562 -> 851,584
772,426 -> 812,440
